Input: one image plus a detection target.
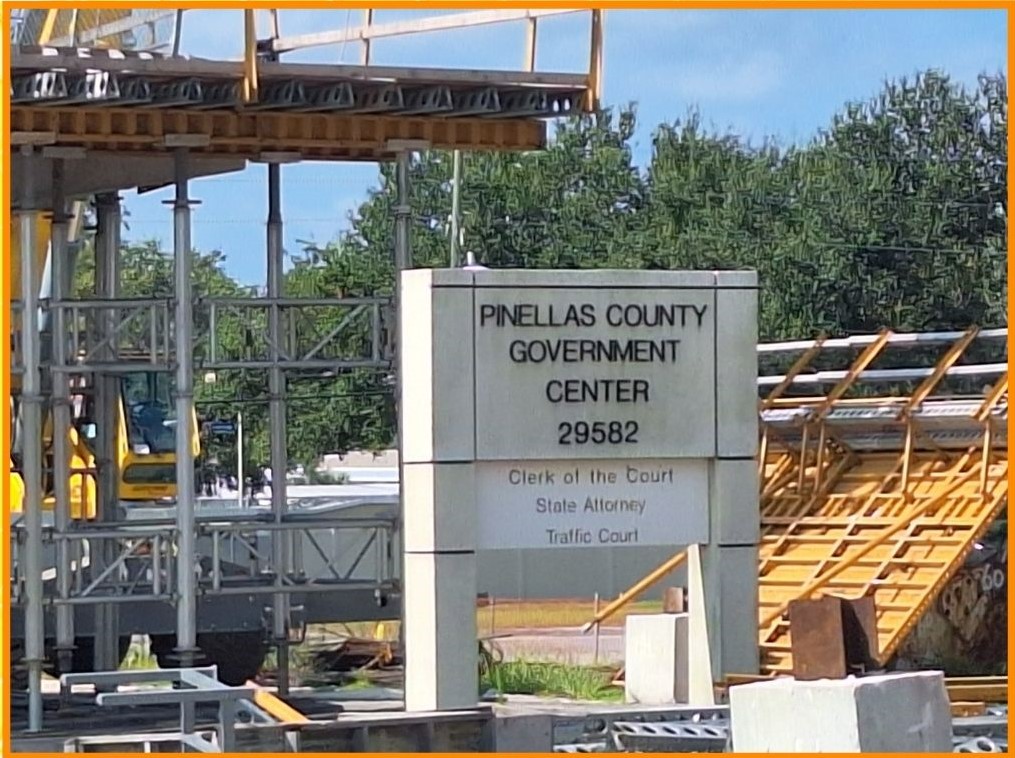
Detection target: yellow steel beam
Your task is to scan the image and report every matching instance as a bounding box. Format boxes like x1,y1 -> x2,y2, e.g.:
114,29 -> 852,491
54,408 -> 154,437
760,334 -> 827,410
252,689 -> 311,724
586,10 -> 604,111
38,9 -> 61,45
525,15 -> 538,72
899,327 -> 979,418
271,9 -> 582,54
811,329 -> 892,420
580,549 -> 687,633
760,463 -> 984,630
361,9 -> 374,66
243,9 -> 259,104
269,9 -> 281,41
9,106 -> 547,161
974,372 -> 1008,422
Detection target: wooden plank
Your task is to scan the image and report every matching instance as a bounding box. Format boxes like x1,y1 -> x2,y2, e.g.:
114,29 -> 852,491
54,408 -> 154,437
9,106 -> 548,161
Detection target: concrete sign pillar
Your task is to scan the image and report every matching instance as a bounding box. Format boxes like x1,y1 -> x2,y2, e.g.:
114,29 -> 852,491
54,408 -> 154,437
400,269 -> 759,712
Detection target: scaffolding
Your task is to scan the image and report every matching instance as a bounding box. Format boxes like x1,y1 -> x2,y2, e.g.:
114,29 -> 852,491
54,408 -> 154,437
8,8 -> 600,734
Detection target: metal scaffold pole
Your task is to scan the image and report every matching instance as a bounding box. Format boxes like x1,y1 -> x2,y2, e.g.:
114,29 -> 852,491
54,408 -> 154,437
93,192 -> 121,675
172,148 -> 199,673
50,158 -> 75,675
449,150 -> 462,268
266,161 -> 291,694
19,147 -> 45,732
394,152 -> 412,273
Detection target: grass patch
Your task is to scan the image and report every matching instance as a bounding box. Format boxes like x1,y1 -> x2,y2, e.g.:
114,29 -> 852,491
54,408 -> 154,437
482,660 -> 621,701
119,639 -> 158,670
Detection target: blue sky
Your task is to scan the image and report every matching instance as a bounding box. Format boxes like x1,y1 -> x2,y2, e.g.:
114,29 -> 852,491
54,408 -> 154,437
120,8 -> 1007,285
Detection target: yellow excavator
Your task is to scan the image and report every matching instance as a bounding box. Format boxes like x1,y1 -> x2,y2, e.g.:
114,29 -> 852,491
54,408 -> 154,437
9,206 -> 200,519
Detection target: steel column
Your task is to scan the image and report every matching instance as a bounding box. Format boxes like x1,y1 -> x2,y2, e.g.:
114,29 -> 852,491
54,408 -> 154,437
449,150 -> 462,268
93,192 -> 121,675
266,161 -> 291,694
19,147 -> 46,732
394,152 -> 412,272
172,148 -> 199,668
50,159 -> 75,674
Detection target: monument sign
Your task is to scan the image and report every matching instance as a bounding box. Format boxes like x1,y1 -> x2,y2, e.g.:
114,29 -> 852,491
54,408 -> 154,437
400,269 -> 759,712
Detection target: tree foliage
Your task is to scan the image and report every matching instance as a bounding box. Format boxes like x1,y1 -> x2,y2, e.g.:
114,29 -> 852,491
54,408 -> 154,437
101,69 -> 1006,467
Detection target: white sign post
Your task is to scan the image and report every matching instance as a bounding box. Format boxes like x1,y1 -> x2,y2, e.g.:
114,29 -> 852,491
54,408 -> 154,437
401,269 -> 759,712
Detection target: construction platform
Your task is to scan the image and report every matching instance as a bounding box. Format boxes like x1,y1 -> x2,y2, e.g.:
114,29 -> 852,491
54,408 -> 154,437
10,45 -> 588,163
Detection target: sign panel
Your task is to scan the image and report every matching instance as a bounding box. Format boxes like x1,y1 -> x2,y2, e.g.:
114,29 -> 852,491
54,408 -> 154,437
475,458 -> 709,550
206,420 -> 237,436
473,287 -> 716,460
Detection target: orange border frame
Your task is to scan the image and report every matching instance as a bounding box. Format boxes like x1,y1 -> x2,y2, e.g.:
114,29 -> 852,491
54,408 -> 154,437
1,2 -> 1012,756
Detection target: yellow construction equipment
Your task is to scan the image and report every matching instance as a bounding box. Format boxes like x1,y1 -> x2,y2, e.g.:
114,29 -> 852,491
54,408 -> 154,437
9,209 -> 201,515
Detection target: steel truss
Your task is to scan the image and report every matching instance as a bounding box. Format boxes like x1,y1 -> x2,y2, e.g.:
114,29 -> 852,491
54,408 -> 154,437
580,327 -> 1007,681
757,328 -> 1008,675
9,11 -> 599,733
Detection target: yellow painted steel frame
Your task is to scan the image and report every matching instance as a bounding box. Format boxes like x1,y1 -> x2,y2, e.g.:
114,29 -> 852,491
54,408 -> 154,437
260,8 -> 602,104
583,330 -> 1007,678
757,337 -> 1008,675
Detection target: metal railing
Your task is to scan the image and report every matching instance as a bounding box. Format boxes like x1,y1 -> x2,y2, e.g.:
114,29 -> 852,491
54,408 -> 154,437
198,296 -> 392,371
59,666 -> 267,753
9,515 -> 399,608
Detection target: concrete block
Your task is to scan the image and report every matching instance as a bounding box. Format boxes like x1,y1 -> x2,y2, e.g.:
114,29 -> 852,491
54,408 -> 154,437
688,544 -> 759,690
714,280 -> 758,458
705,544 -> 760,677
403,462 -> 476,552
714,269 -> 759,289
470,268 -> 717,288
493,713 -> 554,752
729,671 -> 952,753
709,459 -> 760,546
404,551 -> 478,712
624,613 -> 689,705
685,545 -> 716,706
400,269 -> 476,463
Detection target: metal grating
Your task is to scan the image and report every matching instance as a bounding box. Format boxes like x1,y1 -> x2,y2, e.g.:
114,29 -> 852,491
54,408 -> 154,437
10,53 -> 585,119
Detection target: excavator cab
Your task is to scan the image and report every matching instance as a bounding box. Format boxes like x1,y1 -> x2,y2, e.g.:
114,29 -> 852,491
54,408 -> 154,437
119,370 -> 199,501
71,370 -> 200,502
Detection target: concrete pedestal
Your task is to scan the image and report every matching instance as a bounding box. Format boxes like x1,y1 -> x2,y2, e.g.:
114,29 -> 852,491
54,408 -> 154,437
624,614 -> 689,705
729,671 -> 952,753
403,552 -> 478,712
